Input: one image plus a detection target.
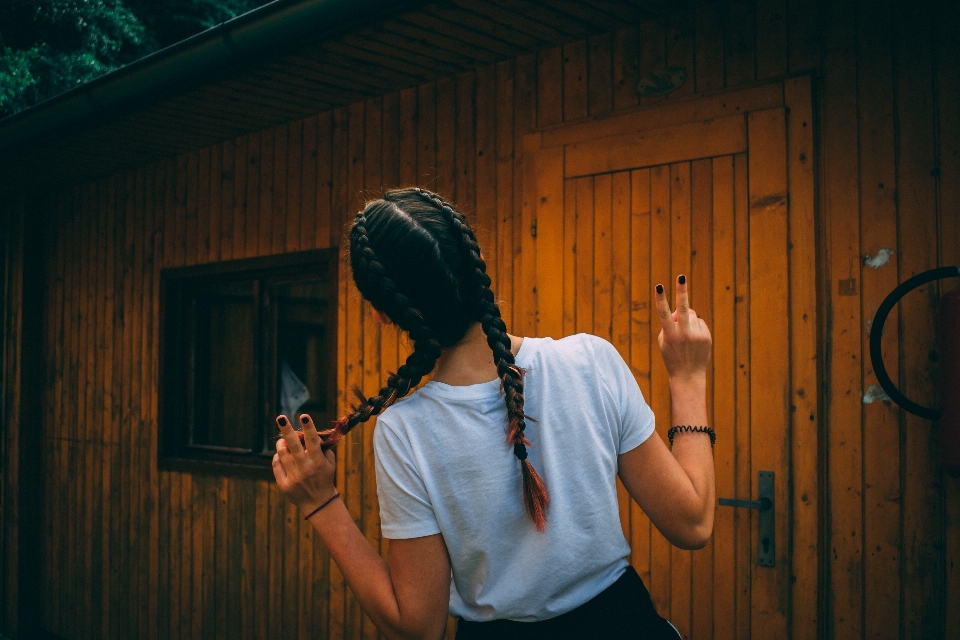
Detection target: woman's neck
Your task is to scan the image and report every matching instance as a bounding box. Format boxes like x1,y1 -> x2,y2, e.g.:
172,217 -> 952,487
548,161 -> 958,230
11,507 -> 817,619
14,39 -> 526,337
431,323 -> 523,386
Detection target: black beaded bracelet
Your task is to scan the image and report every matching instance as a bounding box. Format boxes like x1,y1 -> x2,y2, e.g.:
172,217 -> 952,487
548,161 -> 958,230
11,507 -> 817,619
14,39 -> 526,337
667,425 -> 716,447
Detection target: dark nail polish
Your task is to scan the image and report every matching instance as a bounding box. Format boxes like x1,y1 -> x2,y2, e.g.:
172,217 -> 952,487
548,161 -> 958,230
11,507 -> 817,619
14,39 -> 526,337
678,274 -> 686,285
656,284 -> 664,294
301,415 -> 309,424
278,416 -> 287,426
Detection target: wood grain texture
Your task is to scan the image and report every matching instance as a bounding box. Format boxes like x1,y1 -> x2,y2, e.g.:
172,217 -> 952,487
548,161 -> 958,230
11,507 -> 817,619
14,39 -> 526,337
9,7 -> 958,639
821,1 -> 864,637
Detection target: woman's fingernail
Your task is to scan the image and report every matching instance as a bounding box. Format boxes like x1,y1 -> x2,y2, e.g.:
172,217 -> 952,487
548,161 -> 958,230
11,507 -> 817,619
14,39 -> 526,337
656,284 -> 664,294
277,416 -> 287,426
678,274 -> 686,285
301,415 -> 309,424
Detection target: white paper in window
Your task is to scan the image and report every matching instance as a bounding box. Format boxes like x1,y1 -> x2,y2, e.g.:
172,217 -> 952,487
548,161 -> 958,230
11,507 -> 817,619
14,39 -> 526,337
280,360 -> 310,420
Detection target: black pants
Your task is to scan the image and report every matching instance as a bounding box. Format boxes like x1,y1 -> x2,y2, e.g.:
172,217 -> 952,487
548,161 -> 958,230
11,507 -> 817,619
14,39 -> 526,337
455,566 -> 681,640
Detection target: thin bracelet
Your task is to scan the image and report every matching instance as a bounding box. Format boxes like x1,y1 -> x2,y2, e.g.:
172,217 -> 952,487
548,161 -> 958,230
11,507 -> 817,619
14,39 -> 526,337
303,491 -> 341,521
667,425 -> 716,447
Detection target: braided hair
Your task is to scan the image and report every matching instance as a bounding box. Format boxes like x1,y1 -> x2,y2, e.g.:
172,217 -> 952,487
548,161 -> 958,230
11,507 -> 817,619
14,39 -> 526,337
323,187 -> 549,530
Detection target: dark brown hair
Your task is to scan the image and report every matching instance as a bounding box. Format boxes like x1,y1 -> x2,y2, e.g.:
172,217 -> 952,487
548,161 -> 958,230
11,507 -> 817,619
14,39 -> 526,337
320,187 -> 548,530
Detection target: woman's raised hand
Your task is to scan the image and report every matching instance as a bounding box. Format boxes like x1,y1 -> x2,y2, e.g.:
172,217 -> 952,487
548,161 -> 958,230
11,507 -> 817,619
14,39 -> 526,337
655,275 -> 712,383
273,414 -> 339,515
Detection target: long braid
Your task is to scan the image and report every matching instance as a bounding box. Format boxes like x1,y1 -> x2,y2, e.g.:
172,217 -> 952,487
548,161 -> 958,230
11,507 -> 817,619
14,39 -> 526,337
415,188 -> 549,530
324,213 -> 443,446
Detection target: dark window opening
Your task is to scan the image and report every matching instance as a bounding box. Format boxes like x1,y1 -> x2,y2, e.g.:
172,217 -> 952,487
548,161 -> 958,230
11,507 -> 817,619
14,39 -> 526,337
160,249 -> 336,478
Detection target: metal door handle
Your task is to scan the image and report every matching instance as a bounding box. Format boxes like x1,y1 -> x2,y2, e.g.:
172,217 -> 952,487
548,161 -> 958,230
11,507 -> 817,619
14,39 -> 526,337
717,497 -> 771,510
718,471 -> 775,567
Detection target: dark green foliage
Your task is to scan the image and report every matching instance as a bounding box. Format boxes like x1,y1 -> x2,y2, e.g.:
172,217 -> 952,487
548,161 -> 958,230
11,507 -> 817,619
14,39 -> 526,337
0,0 -> 270,118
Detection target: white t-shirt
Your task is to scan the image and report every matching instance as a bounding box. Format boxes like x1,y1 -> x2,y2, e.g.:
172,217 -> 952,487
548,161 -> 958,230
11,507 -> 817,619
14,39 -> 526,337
373,333 -> 656,622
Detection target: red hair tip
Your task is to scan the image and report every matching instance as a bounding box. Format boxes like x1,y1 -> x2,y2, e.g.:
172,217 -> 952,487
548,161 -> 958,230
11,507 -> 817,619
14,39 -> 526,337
521,460 -> 550,531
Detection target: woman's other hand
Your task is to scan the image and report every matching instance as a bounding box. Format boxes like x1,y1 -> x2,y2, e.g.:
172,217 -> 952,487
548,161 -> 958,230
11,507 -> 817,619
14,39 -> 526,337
272,414 -> 338,515
655,275 -> 712,383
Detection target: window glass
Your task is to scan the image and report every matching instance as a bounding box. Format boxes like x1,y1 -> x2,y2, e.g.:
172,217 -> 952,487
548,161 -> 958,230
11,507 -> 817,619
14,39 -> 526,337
194,281 -> 258,451
160,249 -> 335,477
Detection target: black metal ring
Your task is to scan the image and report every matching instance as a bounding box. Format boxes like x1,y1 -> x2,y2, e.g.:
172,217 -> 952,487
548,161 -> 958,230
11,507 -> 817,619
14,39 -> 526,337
869,266 -> 960,419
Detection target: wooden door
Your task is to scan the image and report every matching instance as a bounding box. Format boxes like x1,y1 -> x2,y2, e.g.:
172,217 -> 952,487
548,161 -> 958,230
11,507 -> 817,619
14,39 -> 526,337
521,79 -> 818,639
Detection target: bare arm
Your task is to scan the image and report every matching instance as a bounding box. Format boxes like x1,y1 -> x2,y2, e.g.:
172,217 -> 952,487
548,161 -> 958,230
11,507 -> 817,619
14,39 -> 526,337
273,415 -> 450,640
617,276 -> 715,550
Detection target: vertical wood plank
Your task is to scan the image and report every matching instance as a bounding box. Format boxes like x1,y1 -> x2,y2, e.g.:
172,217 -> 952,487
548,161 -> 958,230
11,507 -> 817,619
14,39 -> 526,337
936,3 -> 960,635
102,176 -> 117,640
496,61 -> 515,327
316,112 -> 333,250
198,147 -> 211,265
665,10 -> 695,99
531,141 -> 563,339
856,2 -> 901,636
638,19 -> 666,108
300,116 -> 318,251
668,162 -> 693,638
611,171 -> 632,546
345,99 -> 367,640
436,78 -> 456,199
747,109 -> 790,639
272,123 -> 289,255
628,168 -> 652,585
246,133 -> 262,259
538,47 -> 563,127
695,4 -> 724,93
896,5 -> 943,637
755,0 -> 787,80
822,0 -> 863,636
784,76 -> 820,640
232,135 -> 248,262
724,2 -> 756,87
329,104 -> 349,640
417,83 -> 437,187
788,0 -> 821,73
287,119 -> 304,253
475,66 -> 497,292
398,88 -> 418,188
562,178 -> 576,337
732,153 -> 750,640
515,54 -> 537,337
146,163 -> 163,640
209,144 -> 223,266
612,27 -> 639,112
574,176 -> 594,335
185,152 -> 199,265
123,169 -> 138,639
328,132 -> 348,632
587,33 -> 613,117
455,71 -> 477,212
90,180 -> 105,640
254,483 -> 269,639
710,156 -> 736,640
380,88 -> 401,597
220,140 -> 235,261
258,128 -> 275,256
46,194 -> 65,635
689,158 -> 714,640
157,161 -> 173,640
648,165 -> 672,619
361,94 -> 383,640
593,172 -> 613,343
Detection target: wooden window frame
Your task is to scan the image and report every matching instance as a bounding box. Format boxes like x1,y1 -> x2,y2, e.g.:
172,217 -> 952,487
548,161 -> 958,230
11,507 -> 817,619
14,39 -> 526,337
159,248 -> 338,479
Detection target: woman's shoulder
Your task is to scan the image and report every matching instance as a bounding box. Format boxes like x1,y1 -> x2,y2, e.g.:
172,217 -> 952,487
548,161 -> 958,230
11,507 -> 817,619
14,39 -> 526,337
524,333 -> 618,361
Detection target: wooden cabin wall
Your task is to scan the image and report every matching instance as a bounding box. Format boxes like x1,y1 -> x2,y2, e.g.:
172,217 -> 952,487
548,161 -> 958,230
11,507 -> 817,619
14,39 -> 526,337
2,196 -> 24,637
8,0 -> 959,638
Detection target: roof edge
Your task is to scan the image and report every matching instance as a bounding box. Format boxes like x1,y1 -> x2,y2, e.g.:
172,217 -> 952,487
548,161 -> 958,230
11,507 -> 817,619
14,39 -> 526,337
0,0 -> 416,151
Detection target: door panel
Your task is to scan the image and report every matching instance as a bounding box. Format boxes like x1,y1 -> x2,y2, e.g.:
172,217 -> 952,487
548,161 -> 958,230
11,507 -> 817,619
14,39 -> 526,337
524,82 -> 815,639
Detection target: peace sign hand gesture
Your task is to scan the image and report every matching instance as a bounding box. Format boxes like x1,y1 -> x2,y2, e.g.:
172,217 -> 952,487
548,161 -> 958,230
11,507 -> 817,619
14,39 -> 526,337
655,275 -> 712,383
